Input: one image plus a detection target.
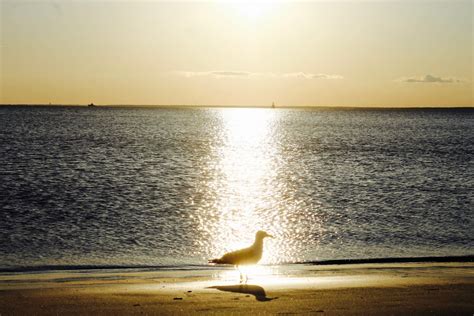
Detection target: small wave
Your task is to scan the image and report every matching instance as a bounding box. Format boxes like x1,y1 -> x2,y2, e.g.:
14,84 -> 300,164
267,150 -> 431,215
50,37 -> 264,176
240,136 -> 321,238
0,264 -> 223,274
300,255 -> 474,265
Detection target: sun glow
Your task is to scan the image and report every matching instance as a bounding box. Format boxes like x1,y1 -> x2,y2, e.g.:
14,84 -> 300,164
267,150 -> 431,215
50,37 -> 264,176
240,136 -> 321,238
225,1 -> 281,22
219,264 -> 277,283
237,4 -> 265,20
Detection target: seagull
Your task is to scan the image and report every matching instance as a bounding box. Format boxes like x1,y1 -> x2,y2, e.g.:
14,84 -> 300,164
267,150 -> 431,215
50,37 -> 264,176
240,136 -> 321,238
209,230 -> 273,283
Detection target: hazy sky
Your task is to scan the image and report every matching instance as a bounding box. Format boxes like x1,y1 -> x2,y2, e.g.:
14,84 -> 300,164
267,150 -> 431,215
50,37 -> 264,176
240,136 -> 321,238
1,0 -> 472,107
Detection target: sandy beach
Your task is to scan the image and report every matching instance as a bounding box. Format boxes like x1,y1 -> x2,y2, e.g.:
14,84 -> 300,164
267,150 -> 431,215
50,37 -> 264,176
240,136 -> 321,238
1,262 -> 472,315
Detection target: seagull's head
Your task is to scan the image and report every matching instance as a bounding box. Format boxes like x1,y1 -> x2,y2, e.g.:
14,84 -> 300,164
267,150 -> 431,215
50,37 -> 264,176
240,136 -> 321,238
256,230 -> 273,239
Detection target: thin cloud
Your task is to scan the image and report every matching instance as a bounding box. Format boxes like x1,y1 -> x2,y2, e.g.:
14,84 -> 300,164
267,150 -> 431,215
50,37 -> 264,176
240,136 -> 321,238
283,72 -> 343,80
174,71 -> 343,79
176,71 -> 250,78
398,74 -> 463,84
210,71 -> 251,77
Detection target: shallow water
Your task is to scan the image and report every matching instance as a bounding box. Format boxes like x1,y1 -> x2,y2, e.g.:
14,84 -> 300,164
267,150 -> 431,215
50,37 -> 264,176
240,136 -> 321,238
0,106 -> 472,268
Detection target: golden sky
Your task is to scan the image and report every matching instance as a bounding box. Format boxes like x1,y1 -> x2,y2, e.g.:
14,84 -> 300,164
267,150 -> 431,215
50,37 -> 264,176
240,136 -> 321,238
1,0 -> 472,107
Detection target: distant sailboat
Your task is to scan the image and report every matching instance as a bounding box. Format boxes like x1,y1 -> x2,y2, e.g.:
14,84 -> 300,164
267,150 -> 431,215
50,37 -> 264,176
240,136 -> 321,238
88,103 -> 95,107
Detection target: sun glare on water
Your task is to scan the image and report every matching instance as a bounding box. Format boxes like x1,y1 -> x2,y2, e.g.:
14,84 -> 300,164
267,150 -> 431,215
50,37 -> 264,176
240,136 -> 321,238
192,108 -> 325,265
212,109 -> 279,256
219,264 -> 277,282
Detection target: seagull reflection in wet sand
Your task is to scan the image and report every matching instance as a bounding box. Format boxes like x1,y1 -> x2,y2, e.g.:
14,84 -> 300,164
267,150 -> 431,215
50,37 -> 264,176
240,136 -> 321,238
209,230 -> 273,283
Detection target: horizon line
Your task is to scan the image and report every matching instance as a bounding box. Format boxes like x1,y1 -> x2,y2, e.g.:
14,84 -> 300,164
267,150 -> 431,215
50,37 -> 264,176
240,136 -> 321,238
1,104 -> 473,110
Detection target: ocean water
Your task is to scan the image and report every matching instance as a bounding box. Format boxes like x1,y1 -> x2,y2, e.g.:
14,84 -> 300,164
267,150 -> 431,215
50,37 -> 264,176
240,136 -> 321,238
0,106 -> 472,269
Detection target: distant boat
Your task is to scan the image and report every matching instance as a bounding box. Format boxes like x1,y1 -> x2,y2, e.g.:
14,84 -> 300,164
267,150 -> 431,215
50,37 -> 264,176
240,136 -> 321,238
272,102 -> 275,108
88,103 -> 96,107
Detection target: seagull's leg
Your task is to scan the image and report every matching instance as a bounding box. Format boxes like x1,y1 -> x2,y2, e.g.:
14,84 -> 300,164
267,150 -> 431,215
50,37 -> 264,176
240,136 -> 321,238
244,273 -> 248,284
237,266 -> 243,284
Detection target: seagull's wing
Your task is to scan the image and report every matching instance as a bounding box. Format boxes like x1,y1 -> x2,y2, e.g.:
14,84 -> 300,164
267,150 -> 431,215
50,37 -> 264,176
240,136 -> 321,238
219,246 -> 254,265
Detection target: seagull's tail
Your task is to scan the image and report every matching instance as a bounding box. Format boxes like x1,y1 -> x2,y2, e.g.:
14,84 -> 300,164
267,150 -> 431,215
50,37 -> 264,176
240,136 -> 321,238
208,258 -> 224,264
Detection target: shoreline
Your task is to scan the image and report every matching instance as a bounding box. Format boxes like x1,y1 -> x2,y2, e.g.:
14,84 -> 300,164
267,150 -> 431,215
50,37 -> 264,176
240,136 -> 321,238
1,262 -> 472,315
1,255 -> 472,274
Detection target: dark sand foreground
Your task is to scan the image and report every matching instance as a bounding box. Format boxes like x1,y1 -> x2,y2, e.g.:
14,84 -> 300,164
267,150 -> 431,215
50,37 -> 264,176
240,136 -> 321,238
1,262 -> 473,315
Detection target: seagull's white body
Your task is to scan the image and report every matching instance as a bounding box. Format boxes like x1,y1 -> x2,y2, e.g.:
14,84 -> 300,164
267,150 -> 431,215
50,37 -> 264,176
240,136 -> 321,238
209,231 -> 273,266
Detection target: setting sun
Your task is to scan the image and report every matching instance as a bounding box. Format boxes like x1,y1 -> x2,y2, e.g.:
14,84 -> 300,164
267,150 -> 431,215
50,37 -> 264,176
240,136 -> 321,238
229,1 -> 279,21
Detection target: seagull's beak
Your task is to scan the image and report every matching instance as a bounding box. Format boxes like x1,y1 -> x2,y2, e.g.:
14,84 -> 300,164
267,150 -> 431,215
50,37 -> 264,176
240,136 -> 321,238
266,233 -> 274,238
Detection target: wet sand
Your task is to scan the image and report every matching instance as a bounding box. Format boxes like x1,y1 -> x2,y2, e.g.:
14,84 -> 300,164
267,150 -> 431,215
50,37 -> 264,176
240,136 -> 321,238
0,263 -> 473,315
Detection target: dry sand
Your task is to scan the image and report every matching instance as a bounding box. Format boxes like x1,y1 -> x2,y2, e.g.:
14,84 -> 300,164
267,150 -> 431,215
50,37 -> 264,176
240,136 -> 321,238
0,262 -> 473,315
